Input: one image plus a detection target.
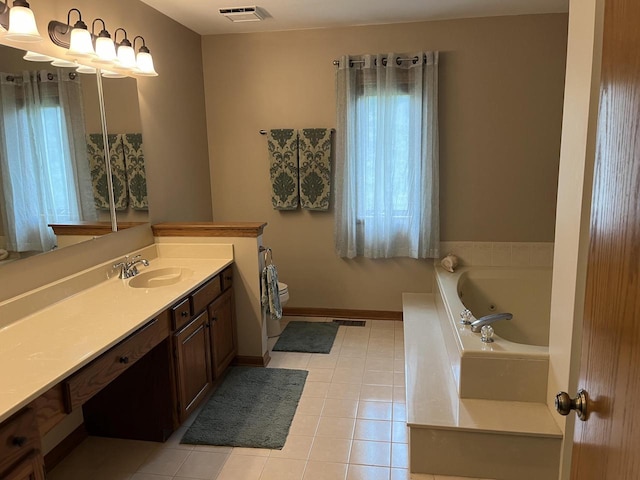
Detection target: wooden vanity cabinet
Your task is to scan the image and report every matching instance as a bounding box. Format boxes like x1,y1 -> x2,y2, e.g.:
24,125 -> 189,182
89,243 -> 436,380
210,288 -> 237,378
0,409 -> 45,480
173,310 -> 213,422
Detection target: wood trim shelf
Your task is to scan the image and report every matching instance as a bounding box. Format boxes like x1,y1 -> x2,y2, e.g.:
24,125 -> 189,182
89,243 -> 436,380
48,222 -> 145,236
152,222 -> 267,238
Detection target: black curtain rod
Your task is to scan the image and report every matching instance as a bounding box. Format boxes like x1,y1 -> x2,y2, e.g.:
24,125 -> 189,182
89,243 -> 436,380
332,55 -> 426,66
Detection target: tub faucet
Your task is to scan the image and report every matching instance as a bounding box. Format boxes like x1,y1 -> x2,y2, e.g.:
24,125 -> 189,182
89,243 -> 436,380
470,312 -> 513,333
114,255 -> 149,279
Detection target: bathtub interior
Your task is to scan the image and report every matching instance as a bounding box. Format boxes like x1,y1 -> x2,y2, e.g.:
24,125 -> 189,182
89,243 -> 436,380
458,269 -> 552,346
434,266 -> 551,402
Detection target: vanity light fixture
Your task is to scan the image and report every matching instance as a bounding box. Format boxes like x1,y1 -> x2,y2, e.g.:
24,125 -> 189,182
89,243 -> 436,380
0,0 -> 43,42
23,50 -> 53,62
50,57 -> 78,68
133,36 -> 158,77
102,69 -> 126,78
91,18 -> 117,65
75,64 -> 96,74
114,28 -> 137,71
65,9 -> 95,58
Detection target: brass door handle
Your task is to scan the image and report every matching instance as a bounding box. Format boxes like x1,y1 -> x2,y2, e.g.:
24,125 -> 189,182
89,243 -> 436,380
555,389 -> 588,421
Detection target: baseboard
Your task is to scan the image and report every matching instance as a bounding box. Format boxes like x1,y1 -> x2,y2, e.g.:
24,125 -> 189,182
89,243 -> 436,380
234,351 -> 271,367
283,307 -> 402,321
44,424 -> 87,472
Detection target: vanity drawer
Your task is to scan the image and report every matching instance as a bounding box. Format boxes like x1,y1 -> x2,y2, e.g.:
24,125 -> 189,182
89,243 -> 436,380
221,266 -> 233,291
172,297 -> 192,331
63,313 -> 170,412
0,408 -> 40,472
191,275 -> 222,315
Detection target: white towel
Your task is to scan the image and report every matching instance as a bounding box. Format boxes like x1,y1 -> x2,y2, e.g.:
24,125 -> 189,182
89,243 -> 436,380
261,264 -> 282,320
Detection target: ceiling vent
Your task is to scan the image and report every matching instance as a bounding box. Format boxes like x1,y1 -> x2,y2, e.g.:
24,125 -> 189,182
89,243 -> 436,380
219,6 -> 265,22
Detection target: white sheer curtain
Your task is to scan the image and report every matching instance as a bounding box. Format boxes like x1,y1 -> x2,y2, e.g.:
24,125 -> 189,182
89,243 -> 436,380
335,52 -> 440,259
0,69 -> 95,252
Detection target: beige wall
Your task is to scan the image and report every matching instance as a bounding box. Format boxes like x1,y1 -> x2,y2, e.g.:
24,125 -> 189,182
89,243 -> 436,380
202,14 -> 567,311
547,2 -> 604,479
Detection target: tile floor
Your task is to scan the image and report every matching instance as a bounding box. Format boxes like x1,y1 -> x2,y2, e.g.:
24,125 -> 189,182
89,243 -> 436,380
48,317 -> 495,480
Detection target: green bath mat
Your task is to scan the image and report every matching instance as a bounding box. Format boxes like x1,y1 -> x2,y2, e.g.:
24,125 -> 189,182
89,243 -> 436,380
181,366 -> 307,449
273,321 -> 339,354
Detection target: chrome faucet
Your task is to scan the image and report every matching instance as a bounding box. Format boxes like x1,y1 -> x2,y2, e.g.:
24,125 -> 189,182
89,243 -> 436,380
114,255 -> 149,279
470,312 -> 513,333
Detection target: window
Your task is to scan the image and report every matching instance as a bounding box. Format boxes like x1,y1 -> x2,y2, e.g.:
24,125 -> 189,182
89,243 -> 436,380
335,52 -> 440,259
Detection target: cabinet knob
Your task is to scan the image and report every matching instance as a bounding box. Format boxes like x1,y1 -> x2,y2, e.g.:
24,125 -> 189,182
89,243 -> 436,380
225,276 -> 232,281
12,436 -> 27,447
119,356 -> 130,364
181,311 -> 188,317
211,316 -> 217,322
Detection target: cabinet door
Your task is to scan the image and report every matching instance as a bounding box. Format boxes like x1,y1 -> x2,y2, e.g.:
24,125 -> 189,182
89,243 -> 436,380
1,451 -> 45,480
209,288 -> 237,379
173,311 -> 212,422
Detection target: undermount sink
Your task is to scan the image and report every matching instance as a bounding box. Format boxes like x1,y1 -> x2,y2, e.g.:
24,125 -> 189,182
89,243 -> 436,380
128,267 -> 191,289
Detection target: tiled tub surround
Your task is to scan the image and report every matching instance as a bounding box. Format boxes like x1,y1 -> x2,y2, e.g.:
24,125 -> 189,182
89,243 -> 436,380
434,266 -> 551,403
0,242 -> 233,424
439,241 -> 554,268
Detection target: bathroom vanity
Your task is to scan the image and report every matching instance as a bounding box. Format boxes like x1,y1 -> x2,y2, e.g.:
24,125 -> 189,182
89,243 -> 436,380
0,246 -> 239,478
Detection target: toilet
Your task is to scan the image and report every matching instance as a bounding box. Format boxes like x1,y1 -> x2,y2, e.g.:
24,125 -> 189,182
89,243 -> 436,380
267,282 -> 289,338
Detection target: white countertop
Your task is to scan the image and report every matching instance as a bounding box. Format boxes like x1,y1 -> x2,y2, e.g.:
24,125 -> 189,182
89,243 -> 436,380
0,254 -> 233,423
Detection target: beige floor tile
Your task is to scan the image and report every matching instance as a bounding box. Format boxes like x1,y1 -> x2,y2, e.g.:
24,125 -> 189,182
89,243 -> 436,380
302,461 -> 348,480
316,416 -> 356,438
327,382 -> 362,400
289,414 -> 321,436
392,403 -> 407,422
349,440 -> 391,467
346,464 -> 391,480
321,398 -> 359,418
332,368 -> 365,384
269,435 -> 314,459
357,401 -> 392,421
308,437 -> 352,463
360,384 -> 393,402
365,357 -> 395,372
49,467 -> 132,480
409,475 -> 436,480
391,443 -> 408,469
336,357 -> 366,370
393,372 -> 405,386
393,386 -> 406,403
353,420 -> 392,442
306,368 -> 335,383
137,448 -> 190,476
164,427 -> 195,451
366,346 -> 395,359
193,445 -> 234,453
391,422 -> 408,444
99,440 -> 159,473
231,447 -> 271,457
393,359 -> 405,373
297,396 -> 326,416
390,468 -> 410,480
309,355 -> 339,369
130,474 -> 170,480
338,346 -> 368,358
259,457 -> 307,480
216,454 -> 267,480
175,450 -> 228,479
303,381 -> 331,398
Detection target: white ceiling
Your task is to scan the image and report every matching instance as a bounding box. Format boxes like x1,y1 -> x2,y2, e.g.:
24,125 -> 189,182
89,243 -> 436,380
139,0 -> 569,36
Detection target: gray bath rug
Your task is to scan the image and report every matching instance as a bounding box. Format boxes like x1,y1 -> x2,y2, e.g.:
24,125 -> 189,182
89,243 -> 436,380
272,321 -> 339,353
181,366 -> 307,449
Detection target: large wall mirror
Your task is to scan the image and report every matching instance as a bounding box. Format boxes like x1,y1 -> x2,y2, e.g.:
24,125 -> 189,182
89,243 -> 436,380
0,42 -> 149,267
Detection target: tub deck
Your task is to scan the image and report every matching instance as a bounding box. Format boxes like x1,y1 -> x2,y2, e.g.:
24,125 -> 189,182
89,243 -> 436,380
403,293 -> 562,479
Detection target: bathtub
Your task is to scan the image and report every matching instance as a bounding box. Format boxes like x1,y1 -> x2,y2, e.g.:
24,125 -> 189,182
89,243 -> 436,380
434,266 -> 551,403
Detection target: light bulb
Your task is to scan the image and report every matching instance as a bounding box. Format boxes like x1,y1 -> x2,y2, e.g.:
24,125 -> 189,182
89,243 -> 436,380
93,36 -> 117,65
5,4 -> 42,42
67,26 -> 95,58
136,50 -> 158,76
117,44 -> 137,70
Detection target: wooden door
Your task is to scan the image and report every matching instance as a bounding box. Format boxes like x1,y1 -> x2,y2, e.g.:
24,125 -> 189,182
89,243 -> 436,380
209,288 -> 237,378
570,0 -> 640,478
173,311 -> 212,422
